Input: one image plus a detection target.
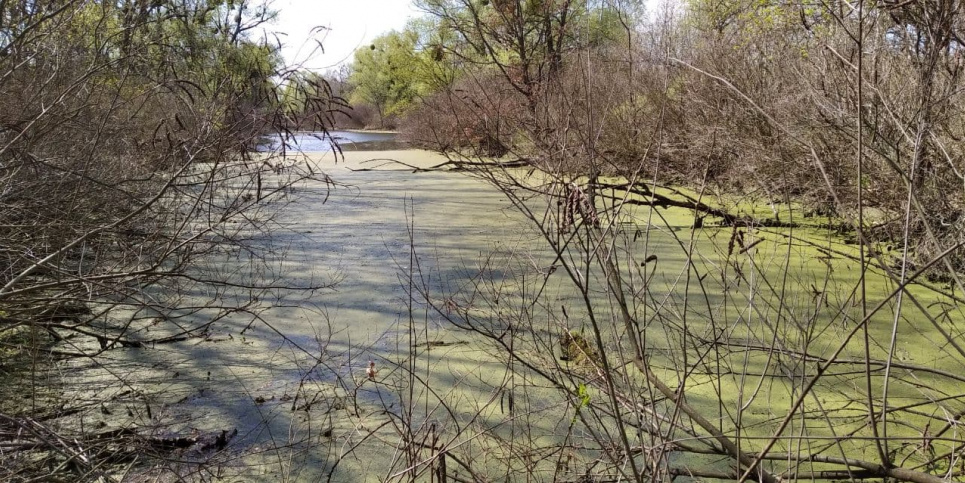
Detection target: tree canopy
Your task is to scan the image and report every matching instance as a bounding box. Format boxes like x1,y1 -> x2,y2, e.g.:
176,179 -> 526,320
348,28 -> 424,128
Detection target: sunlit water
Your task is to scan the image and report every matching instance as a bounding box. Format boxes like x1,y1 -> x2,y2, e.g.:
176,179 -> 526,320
257,130 -> 399,153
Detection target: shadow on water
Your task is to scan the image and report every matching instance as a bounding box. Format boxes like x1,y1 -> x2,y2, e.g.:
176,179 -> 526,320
59,146 -> 553,480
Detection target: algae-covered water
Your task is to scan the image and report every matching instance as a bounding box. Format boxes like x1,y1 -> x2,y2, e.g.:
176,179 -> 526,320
56,148 -> 556,479
55,147 -> 965,481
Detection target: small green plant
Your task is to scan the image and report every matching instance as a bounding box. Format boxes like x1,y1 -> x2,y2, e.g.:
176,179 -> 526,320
572,383 -> 591,423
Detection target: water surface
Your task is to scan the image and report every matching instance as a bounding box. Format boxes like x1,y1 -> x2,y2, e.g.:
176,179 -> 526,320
258,130 -> 398,153
57,146 -> 965,481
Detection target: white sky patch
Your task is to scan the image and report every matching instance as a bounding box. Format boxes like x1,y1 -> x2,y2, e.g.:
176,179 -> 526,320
268,0 -> 423,72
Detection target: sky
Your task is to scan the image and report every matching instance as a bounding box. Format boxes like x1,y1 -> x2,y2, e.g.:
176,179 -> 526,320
268,0 -> 424,72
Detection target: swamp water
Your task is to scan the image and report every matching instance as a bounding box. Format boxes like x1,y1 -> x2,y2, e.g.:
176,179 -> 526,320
54,147 -> 965,481
56,148 -> 563,480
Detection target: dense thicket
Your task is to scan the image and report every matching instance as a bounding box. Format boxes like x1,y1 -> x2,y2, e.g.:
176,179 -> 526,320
0,1 -> 331,479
